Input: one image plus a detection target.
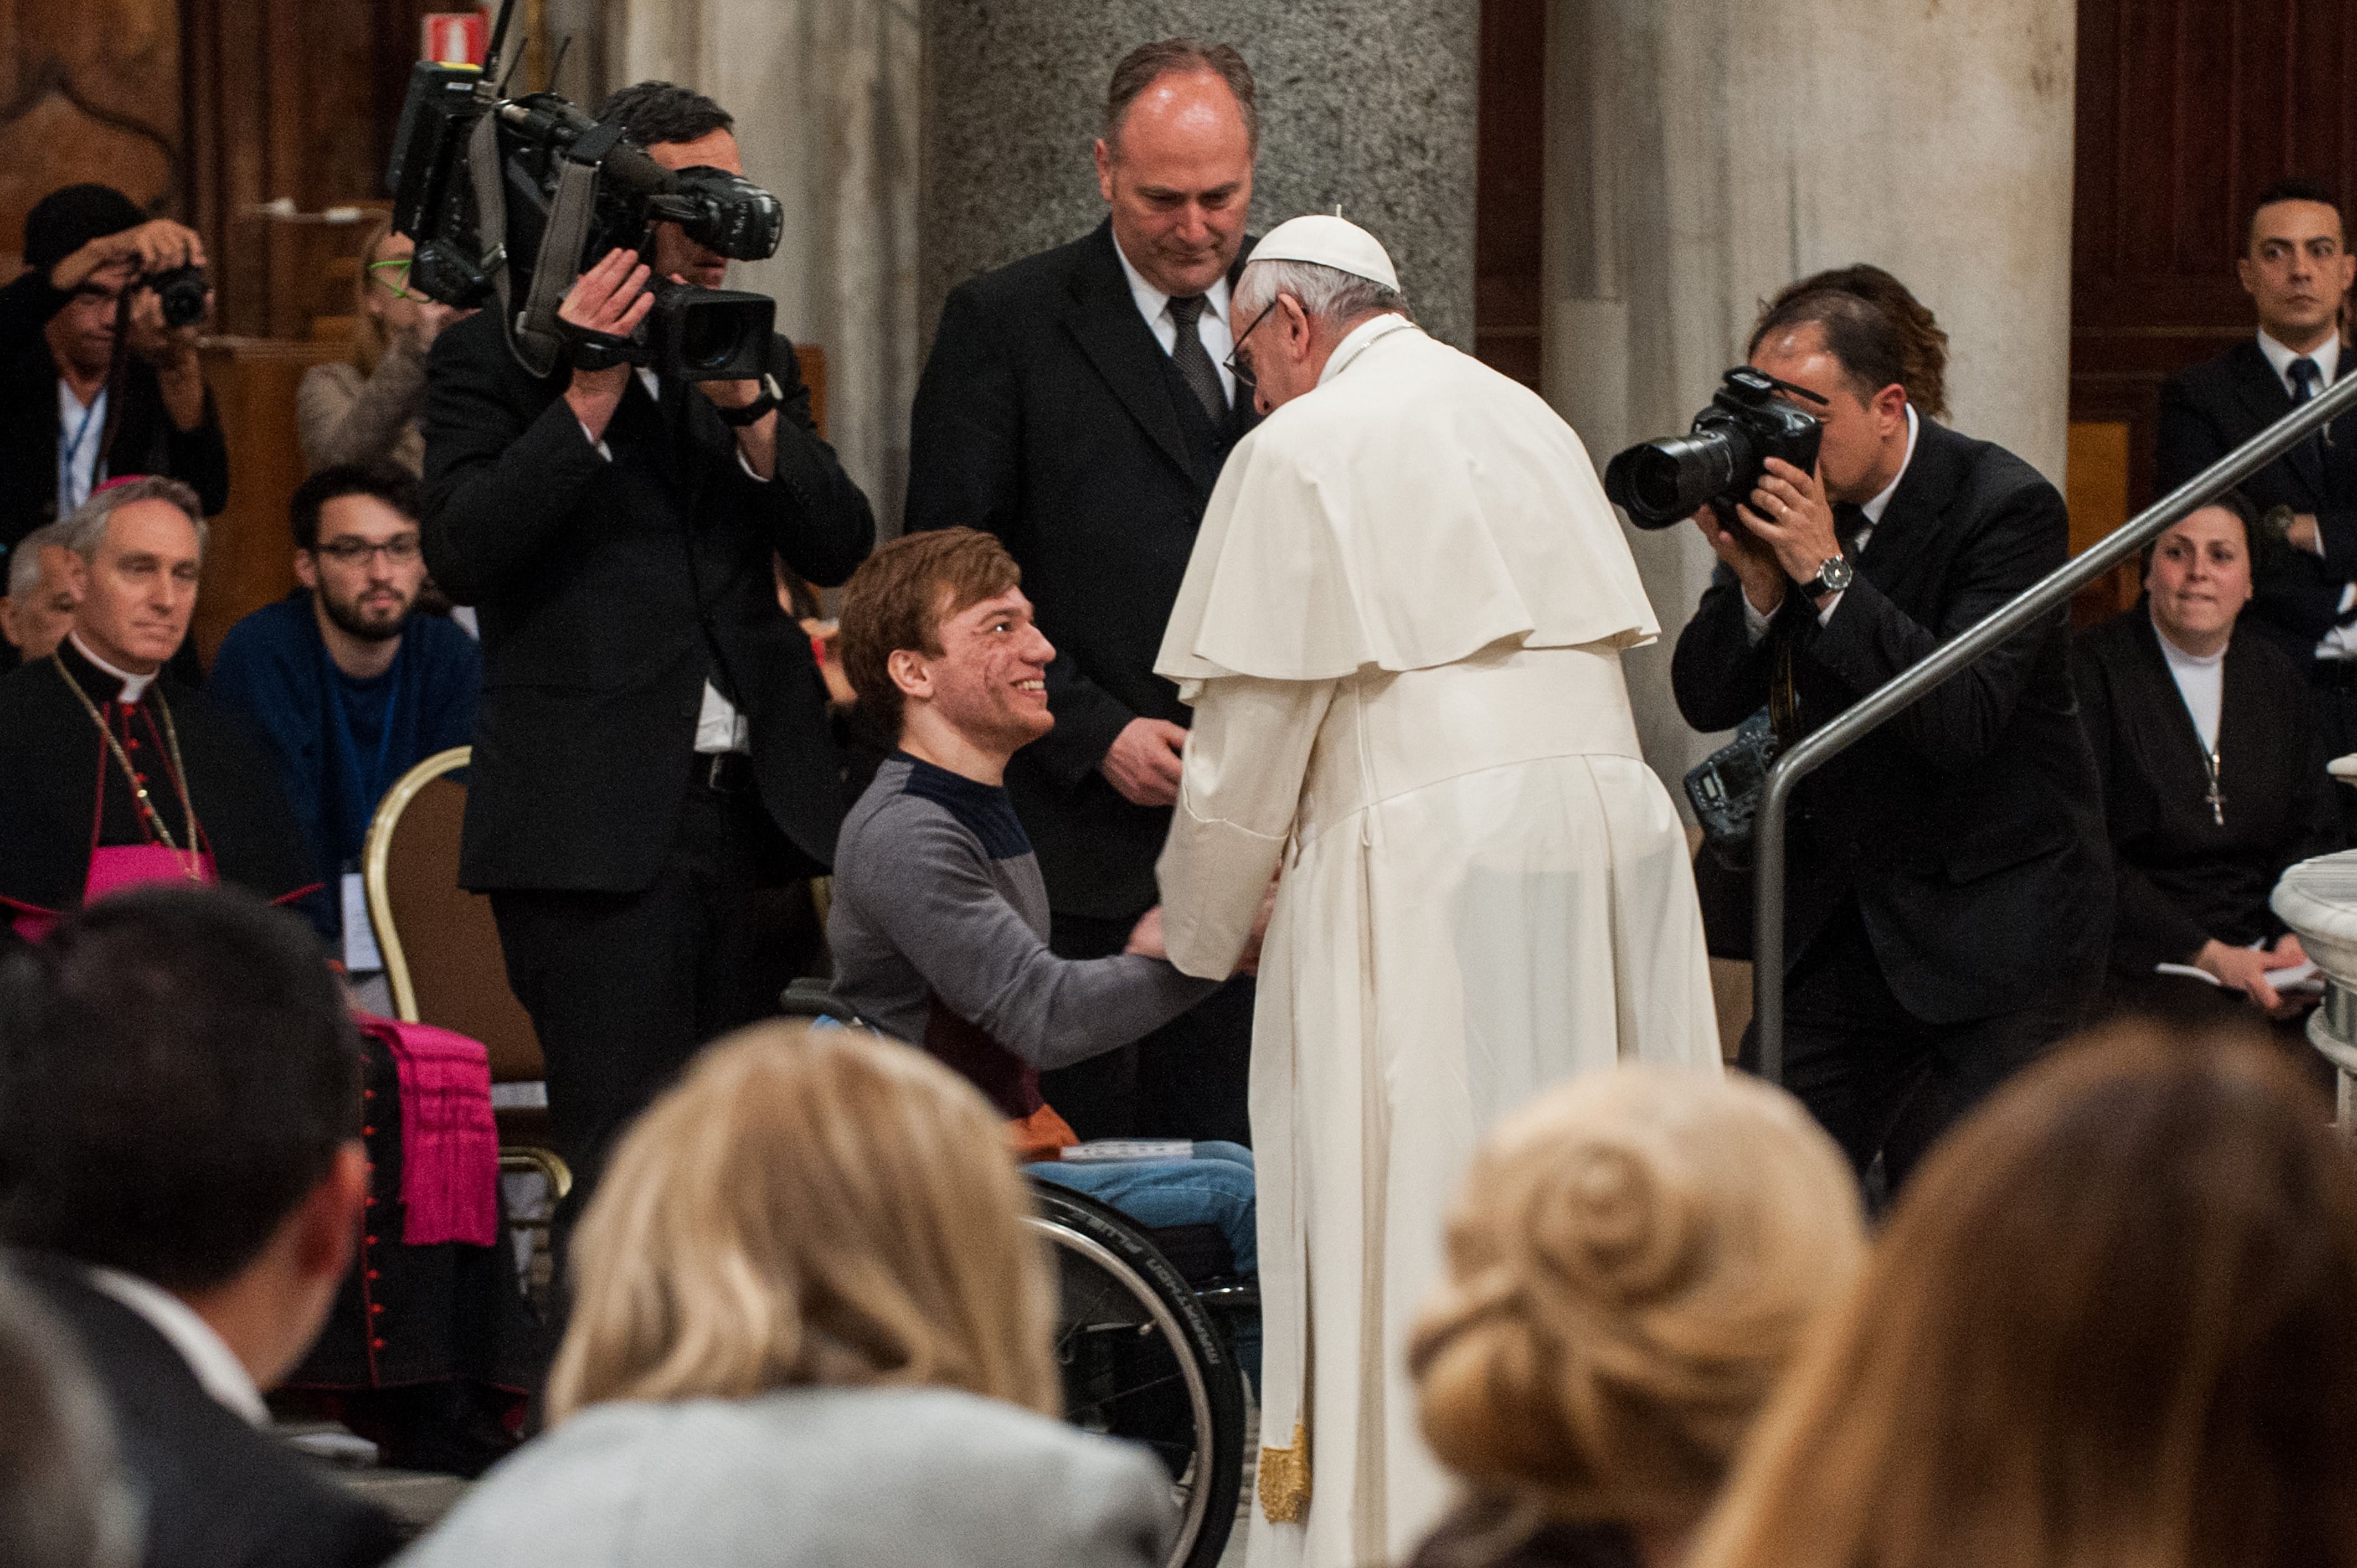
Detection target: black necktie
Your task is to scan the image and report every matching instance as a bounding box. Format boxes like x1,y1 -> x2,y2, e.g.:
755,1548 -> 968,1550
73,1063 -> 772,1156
1833,502 -> 1871,550
1166,295 -> 1228,422
2291,356 -> 2322,405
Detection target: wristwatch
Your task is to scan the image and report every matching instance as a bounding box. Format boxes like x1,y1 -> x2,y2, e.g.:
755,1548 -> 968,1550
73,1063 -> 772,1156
715,373 -> 786,427
1802,554 -> 1855,599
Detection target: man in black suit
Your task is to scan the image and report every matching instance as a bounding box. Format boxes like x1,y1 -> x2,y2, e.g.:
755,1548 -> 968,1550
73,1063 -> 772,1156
1671,285 -> 2109,1189
906,39 -> 1261,1144
0,185 -> 228,560
2155,178 -> 2357,821
421,82 -> 874,1228
0,885 -> 401,1568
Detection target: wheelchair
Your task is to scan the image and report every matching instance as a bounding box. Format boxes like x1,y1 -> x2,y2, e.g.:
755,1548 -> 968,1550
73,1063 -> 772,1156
780,981 -> 1254,1568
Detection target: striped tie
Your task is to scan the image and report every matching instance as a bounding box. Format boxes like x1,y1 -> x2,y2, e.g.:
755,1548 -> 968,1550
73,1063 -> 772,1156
1166,295 -> 1228,422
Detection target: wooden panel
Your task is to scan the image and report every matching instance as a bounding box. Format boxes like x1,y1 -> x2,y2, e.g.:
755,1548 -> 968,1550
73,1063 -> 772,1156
2070,0 -> 2357,515
2067,420 -> 2139,623
192,334 -> 344,666
1475,0 -> 1545,390
0,0 -> 181,271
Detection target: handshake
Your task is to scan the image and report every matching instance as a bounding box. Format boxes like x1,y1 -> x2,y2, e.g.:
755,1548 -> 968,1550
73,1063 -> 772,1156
1124,876 -> 1280,979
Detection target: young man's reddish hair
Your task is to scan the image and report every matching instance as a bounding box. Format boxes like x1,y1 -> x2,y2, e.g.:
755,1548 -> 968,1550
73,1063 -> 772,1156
836,528 -> 1023,734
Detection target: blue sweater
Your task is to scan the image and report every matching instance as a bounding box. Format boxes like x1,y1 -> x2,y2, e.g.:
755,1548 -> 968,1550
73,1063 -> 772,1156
210,595 -> 480,943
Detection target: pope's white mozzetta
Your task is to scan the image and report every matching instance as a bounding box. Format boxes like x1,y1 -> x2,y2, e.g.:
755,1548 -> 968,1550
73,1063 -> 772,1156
1154,217 -> 1722,1568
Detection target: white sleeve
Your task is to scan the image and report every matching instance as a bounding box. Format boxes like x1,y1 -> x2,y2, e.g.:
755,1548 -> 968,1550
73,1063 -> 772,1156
1156,675 -> 1334,979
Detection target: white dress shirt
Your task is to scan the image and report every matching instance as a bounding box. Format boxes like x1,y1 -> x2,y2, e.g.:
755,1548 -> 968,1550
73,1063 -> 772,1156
58,380 -> 107,519
1111,236 -> 1238,409
2257,329 -> 2341,399
86,1266 -> 267,1425
577,367 -> 754,754
2153,614 -> 2226,755
1743,404 -> 1919,642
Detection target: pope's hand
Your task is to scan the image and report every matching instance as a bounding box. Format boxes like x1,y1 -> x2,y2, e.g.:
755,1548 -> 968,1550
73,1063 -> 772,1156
1124,906 -> 1169,962
1102,718 -> 1187,808
1234,877 -> 1280,977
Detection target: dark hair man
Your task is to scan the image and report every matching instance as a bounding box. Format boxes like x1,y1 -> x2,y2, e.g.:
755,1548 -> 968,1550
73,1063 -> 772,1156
209,462 -> 481,983
0,478 -> 312,952
0,519 -> 78,673
1670,278 -> 2109,1191
0,885 -> 402,1567
2155,179 -> 2357,831
0,185 -> 228,556
421,81 -> 875,1238
827,529 -> 1256,1288
905,38 -> 1263,1146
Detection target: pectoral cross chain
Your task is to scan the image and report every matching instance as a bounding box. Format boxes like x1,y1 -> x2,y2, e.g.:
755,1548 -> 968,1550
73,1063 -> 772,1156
2202,748 -> 2226,827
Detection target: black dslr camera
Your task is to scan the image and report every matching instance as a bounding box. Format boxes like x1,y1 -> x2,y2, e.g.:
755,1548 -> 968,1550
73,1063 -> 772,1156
144,266 -> 209,328
1603,368 -> 1828,529
385,3 -> 783,381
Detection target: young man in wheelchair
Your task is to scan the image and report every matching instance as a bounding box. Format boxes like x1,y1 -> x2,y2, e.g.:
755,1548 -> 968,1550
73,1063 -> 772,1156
826,528 -> 1257,1305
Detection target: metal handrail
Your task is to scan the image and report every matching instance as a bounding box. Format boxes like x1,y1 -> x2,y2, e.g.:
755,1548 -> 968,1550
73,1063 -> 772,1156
1752,368 -> 2357,1082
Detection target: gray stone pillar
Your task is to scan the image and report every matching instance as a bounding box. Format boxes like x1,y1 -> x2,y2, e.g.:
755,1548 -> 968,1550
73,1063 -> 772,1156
919,3 -> 1480,353
1543,0 -> 2076,792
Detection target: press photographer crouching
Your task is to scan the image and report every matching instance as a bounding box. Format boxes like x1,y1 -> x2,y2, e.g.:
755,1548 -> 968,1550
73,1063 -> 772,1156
420,80 -> 875,1251
1659,272 -> 2108,1192
0,184 -> 227,560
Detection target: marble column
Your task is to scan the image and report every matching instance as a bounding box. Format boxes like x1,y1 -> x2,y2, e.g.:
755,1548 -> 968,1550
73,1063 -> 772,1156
1543,0 -> 2077,791
609,0 -> 922,528
919,2 -> 1480,354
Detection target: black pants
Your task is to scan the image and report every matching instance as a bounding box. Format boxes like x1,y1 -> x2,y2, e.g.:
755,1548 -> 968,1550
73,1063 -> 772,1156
490,784 -> 809,1244
1739,900 -> 2078,1193
1038,909 -> 1255,1147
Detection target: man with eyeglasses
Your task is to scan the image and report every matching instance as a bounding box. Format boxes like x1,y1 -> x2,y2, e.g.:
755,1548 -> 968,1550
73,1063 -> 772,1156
212,461 -> 480,997
905,38 -> 1264,1148
0,184 -> 228,559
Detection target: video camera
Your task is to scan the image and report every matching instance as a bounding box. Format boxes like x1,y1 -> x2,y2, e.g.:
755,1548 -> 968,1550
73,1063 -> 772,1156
1603,368 -> 1828,529
385,1 -> 783,381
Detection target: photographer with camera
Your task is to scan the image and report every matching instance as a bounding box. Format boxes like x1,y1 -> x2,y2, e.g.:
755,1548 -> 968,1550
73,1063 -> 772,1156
420,81 -> 874,1243
1660,280 -> 2107,1193
0,184 -> 227,560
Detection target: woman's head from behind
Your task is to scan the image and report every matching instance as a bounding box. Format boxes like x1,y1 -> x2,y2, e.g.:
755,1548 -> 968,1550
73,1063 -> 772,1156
1692,1024 -> 2357,1568
547,1020 -> 1058,1423
1409,1066 -> 1865,1539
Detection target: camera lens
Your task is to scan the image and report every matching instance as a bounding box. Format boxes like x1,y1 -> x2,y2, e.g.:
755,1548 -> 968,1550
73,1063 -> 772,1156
148,266 -> 209,329
1604,429 -> 1749,528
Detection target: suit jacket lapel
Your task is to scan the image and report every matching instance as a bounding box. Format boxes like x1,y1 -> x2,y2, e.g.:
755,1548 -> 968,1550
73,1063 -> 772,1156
2227,341 -> 2328,500
1854,417 -> 1965,595
1062,221 -> 1198,485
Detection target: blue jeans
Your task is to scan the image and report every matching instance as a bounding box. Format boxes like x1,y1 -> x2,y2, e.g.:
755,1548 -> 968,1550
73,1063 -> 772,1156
1028,1142 -> 1259,1383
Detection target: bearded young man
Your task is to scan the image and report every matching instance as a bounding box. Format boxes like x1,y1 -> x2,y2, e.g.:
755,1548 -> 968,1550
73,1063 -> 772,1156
211,461 -> 481,981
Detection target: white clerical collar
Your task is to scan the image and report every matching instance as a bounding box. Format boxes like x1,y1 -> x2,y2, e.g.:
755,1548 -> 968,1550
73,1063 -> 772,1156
1111,233 -> 1232,331
1318,313 -> 1416,387
68,632 -> 156,703
84,1266 -> 267,1426
2258,330 -> 2340,395
1860,404 -> 1921,528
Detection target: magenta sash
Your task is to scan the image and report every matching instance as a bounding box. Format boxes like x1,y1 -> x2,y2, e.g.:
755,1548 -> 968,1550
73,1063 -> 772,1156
353,1014 -> 501,1249
9,845 -> 218,945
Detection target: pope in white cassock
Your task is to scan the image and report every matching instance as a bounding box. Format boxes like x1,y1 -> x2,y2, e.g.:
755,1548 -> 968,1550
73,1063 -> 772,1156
1152,215 -> 1721,1568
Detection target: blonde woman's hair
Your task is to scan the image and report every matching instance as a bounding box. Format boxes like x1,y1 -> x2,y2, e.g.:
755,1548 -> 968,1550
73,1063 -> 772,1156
1409,1066 -> 1865,1543
1688,1023 -> 2357,1568
350,213 -> 397,375
545,1020 -> 1061,1424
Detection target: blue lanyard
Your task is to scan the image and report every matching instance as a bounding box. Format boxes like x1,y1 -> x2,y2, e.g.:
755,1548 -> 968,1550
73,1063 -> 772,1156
58,388 -> 106,518
323,649 -> 402,857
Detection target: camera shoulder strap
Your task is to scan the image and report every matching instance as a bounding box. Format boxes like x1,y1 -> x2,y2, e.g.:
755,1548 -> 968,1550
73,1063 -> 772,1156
467,110 -> 602,380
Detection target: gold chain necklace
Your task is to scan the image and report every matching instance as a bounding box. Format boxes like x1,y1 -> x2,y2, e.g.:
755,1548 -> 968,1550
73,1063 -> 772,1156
49,652 -> 205,880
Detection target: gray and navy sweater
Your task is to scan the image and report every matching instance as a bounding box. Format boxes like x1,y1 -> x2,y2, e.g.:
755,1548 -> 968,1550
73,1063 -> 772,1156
827,754 -> 1218,1120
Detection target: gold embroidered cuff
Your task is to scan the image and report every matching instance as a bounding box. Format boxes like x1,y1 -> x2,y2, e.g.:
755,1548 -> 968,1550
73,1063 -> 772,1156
1258,1422 -> 1311,1523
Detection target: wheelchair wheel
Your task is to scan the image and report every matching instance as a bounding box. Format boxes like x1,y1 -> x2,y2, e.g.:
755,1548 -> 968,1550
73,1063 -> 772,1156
1028,1182 -> 1245,1568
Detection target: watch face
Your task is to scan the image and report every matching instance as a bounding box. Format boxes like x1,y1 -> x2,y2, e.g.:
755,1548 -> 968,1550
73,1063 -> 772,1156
1816,555 -> 1855,594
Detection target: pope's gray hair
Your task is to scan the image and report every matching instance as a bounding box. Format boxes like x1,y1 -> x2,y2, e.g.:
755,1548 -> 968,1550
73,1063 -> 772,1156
60,477 -> 207,564
6,522 -> 71,597
1235,258 -> 1410,331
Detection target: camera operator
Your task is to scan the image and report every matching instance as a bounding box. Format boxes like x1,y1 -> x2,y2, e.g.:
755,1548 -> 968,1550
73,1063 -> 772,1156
0,184 -> 227,557
420,81 -> 875,1241
1669,280 -> 2108,1192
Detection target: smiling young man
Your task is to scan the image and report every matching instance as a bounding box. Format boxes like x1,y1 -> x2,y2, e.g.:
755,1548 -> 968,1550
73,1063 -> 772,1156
826,527 -> 1257,1300
905,38 -> 1265,1149
0,477 -> 311,952
210,461 -> 481,973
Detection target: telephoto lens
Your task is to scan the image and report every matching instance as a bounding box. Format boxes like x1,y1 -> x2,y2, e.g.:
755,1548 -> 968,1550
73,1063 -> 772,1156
1602,368 -> 1825,529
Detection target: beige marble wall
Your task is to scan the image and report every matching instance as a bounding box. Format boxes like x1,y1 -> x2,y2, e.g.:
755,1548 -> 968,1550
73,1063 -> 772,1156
609,0 -> 922,528
1543,0 -> 2077,794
